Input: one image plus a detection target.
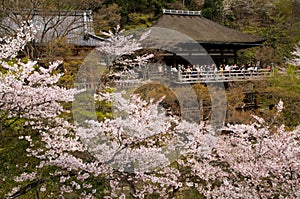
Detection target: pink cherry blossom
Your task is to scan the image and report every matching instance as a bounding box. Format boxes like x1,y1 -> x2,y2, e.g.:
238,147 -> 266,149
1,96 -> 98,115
2,24 -> 299,199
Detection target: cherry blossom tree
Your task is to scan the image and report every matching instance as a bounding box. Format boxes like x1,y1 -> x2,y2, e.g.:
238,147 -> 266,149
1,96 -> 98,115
1,24 -> 299,199
96,25 -> 153,68
75,93 -> 300,198
0,24 -> 82,198
181,100 -> 300,198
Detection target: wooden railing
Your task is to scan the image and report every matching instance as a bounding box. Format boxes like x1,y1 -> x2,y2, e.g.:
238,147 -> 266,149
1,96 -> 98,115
115,80 -> 144,88
147,71 -> 165,79
74,80 -> 144,90
73,69 -> 273,89
169,69 -> 273,83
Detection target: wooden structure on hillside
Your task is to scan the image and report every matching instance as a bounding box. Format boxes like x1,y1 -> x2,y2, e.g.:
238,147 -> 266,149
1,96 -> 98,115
153,9 -> 266,66
101,9 -> 271,86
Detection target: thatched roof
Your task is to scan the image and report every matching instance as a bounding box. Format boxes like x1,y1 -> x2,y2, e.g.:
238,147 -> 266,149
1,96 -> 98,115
154,10 -> 265,45
1,10 -> 104,47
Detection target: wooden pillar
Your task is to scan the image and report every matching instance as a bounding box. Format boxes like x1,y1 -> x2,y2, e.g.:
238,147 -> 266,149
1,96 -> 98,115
221,48 -> 224,64
234,49 -> 237,64
172,53 -> 177,68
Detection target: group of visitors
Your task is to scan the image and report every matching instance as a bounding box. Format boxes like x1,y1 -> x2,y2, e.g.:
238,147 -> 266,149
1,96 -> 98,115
170,62 -> 273,73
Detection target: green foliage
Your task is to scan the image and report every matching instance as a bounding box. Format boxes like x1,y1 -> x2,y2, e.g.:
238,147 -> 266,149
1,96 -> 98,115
229,0 -> 300,65
95,100 -> 113,121
259,71 -> 300,127
123,13 -> 155,30
134,83 -> 179,114
201,0 -> 224,23
93,3 -> 121,32
58,60 -> 83,89
0,120 -> 39,198
104,0 -> 177,28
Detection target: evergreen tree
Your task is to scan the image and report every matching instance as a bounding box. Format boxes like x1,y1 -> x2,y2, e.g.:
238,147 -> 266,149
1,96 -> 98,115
201,0 -> 224,23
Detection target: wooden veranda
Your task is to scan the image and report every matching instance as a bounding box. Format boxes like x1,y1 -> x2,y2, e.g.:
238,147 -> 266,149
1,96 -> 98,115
168,69 -> 273,84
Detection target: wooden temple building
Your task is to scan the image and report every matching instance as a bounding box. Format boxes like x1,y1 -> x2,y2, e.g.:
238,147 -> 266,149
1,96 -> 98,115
153,9 -> 266,66
126,9 -> 272,85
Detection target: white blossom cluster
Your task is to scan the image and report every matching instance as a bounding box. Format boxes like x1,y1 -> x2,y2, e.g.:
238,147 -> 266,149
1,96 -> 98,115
0,23 -> 36,59
96,25 -> 153,67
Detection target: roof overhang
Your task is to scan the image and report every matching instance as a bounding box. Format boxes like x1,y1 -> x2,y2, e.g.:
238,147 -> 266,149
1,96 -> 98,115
153,11 -> 266,48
